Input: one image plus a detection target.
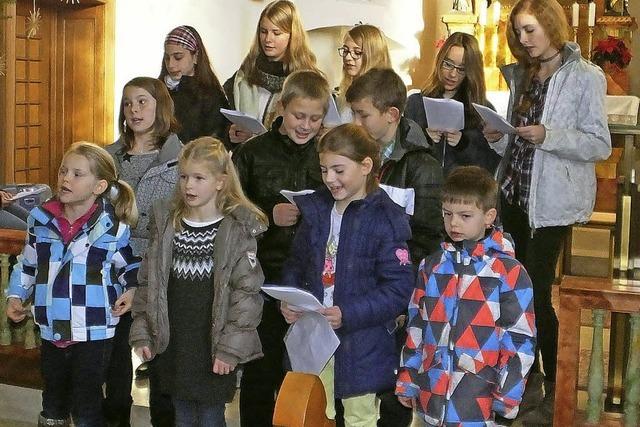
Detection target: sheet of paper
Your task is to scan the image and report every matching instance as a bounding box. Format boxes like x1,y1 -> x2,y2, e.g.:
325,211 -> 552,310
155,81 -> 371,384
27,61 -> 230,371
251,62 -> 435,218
279,189 -> 316,206
220,108 -> 268,135
472,103 -> 516,134
323,96 -> 342,127
379,184 -> 415,216
261,285 -> 324,312
423,97 -> 465,130
285,311 -> 340,375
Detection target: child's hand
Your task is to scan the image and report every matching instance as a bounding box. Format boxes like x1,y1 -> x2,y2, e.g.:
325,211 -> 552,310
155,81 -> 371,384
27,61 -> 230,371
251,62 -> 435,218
483,126 -> 504,143
229,124 -> 253,144
280,302 -> 303,324
320,306 -> 342,329
111,288 -> 136,316
6,297 -> 26,322
398,396 -> 417,409
135,346 -> 153,362
273,203 -> 300,227
212,358 -> 236,375
443,130 -> 462,147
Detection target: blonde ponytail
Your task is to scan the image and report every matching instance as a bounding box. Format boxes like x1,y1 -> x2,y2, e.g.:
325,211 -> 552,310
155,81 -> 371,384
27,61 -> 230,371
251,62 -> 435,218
109,179 -> 138,227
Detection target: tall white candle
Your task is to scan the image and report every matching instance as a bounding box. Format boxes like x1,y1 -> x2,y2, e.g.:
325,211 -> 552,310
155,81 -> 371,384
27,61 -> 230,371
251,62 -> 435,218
492,0 -> 501,25
588,1 -> 596,27
572,2 -> 580,27
478,0 -> 487,26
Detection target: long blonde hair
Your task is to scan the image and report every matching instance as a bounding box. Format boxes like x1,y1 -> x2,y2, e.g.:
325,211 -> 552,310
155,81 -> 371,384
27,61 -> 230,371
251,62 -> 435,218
63,142 -> 138,226
171,137 -> 268,231
506,0 -> 570,114
338,24 -> 391,97
239,0 -> 320,86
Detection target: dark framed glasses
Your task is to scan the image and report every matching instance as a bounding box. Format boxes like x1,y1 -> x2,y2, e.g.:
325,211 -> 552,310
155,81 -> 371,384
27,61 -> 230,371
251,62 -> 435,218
338,47 -> 363,60
441,59 -> 466,75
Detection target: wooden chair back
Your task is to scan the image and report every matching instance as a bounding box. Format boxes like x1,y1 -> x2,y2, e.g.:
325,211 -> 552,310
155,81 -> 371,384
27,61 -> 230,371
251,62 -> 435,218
272,372 -> 336,427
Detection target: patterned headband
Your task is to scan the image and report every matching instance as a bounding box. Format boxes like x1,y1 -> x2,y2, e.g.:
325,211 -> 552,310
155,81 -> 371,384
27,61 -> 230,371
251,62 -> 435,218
165,26 -> 198,53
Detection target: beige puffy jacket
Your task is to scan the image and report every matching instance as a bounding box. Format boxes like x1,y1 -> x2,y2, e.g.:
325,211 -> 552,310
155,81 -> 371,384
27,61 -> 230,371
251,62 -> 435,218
129,199 -> 267,365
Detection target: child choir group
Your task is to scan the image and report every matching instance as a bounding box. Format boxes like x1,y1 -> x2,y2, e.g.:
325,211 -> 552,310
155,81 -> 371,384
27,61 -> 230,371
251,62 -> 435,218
5,0 -> 612,425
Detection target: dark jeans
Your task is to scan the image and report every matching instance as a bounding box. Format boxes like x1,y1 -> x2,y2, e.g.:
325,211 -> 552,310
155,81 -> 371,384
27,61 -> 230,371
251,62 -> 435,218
500,197 -> 567,382
173,399 -> 226,427
40,338 -> 113,427
239,299 -> 288,427
103,312 -> 133,426
149,354 -> 175,427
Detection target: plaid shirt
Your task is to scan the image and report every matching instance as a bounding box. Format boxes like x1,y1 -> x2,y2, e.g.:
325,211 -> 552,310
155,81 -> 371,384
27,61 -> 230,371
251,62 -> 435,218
8,198 -> 140,342
501,77 -> 551,211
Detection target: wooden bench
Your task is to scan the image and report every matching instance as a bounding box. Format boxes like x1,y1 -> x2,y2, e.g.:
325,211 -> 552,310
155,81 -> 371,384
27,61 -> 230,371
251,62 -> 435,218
555,275 -> 640,426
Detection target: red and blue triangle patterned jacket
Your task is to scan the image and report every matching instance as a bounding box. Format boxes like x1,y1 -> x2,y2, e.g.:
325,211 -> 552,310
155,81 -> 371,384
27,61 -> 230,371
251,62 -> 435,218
396,227 -> 536,426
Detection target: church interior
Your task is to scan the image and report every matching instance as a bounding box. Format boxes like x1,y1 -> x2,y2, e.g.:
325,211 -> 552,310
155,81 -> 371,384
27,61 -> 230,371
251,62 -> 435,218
1,0 -> 640,426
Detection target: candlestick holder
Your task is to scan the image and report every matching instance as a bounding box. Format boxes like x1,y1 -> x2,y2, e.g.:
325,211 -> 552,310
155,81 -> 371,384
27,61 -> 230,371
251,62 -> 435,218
573,26 -> 578,43
588,27 -> 594,59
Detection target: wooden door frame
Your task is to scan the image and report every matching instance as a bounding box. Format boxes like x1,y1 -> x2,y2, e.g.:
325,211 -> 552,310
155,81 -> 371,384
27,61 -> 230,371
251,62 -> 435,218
0,0 -> 114,185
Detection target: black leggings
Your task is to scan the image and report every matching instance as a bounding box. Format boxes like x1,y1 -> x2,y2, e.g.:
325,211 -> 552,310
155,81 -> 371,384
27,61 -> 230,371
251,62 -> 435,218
500,197 -> 567,382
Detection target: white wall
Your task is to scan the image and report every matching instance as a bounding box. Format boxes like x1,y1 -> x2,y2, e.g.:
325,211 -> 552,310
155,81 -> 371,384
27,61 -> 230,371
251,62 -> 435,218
113,0 -> 423,135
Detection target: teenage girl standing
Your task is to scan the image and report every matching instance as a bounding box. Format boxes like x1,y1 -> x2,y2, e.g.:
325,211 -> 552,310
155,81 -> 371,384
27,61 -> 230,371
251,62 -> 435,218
224,0 -> 321,144
160,25 -> 230,143
483,1 -> 611,423
405,32 -> 500,175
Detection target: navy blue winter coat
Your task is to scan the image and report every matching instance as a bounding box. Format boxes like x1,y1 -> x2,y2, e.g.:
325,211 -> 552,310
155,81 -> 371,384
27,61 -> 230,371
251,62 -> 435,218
281,187 -> 414,398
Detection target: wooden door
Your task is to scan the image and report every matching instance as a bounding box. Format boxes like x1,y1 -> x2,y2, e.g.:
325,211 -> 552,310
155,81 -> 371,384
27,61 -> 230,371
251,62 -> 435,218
13,1 -> 52,185
0,0 -> 114,187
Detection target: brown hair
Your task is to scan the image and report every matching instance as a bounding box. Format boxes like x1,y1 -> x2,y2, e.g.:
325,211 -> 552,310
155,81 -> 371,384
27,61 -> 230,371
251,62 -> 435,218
280,70 -> 331,112
159,25 -> 225,95
240,0 -> 321,85
441,165 -> 498,211
345,68 -> 406,114
171,137 -> 267,231
118,77 -> 179,152
317,124 -> 380,194
422,32 -> 487,128
506,0 -> 570,115
64,142 -> 138,226
338,24 -> 392,98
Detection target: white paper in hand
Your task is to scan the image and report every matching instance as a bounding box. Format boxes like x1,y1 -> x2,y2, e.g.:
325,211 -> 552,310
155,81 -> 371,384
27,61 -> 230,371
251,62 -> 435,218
323,96 -> 342,127
279,189 -> 315,206
423,97 -> 465,130
220,108 -> 268,135
285,311 -> 340,375
261,285 -> 324,312
472,103 -> 516,134
379,184 -> 415,215
9,185 -> 48,201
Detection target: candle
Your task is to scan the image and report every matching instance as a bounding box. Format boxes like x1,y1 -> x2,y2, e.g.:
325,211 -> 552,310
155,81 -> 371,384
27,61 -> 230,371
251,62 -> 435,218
492,0 -> 501,25
572,1 -> 579,27
478,0 -> 487,26
588,1 -> 596,27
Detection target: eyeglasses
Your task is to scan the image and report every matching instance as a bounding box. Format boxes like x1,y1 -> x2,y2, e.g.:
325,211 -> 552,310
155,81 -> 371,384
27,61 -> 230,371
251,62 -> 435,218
441,59 -> 466,75
337,47 -> 363,60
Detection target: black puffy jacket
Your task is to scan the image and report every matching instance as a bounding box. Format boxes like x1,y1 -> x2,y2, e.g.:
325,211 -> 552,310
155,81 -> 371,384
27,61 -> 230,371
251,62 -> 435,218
233,117 -> 323,282
168,75 -> 230,144
380,118 -> 444,262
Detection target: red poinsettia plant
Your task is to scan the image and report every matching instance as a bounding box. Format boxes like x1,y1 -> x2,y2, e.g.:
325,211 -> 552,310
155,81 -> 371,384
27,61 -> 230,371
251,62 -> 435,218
592,36 -> 632,69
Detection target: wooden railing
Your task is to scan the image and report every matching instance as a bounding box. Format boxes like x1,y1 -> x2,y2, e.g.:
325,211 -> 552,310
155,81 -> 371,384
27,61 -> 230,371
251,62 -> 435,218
555,275 -> 640,427
0,229 -> 37,349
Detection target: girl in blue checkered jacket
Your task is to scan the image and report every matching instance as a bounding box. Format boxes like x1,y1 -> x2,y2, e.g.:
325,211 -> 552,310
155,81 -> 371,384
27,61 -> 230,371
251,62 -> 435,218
6,142 -> 140,427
